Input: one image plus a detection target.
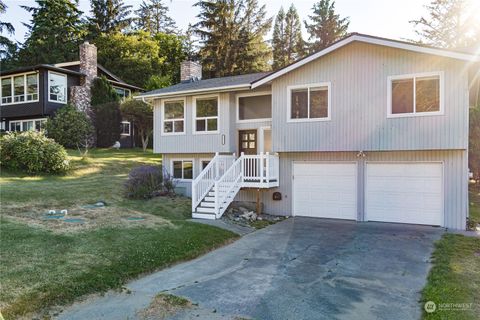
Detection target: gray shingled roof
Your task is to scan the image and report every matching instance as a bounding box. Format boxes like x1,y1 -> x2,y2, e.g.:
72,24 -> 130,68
139,72 -> 271,97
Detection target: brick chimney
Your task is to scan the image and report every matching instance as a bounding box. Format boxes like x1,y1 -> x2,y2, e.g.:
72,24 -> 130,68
71,42 -> 98,113
180,61 -> 202,82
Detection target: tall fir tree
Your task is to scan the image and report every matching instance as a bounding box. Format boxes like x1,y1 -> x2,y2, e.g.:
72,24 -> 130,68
304,0 -> 349,53
0,0 -> 17,64
410,0 -> 479,50
272,4 -> 304,70
19,0 -> 86,65
272,6 -> 287,69
194,0 -> 272,78
135,0 -> 177,35
88,0 -> 132,38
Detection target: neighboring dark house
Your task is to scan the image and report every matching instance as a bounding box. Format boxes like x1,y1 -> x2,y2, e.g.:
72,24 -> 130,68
0,42 -> 144,148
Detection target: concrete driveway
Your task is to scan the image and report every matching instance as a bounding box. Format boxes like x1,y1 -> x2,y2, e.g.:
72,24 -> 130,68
57,218 -> 443,320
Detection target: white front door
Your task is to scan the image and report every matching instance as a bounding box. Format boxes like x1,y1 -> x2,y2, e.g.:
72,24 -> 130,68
293,162 -> 358,220
365,162 -> 443,226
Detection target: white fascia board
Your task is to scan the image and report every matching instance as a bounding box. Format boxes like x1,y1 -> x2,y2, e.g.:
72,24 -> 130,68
134,84 -> 251,100
251,35 -> 479,89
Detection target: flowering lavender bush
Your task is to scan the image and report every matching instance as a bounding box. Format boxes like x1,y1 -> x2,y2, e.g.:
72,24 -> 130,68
124,165 -> 163,199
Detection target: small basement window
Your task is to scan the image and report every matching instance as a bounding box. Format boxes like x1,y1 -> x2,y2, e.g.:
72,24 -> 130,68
388,72 -> 443,117
172,160 -> 193,180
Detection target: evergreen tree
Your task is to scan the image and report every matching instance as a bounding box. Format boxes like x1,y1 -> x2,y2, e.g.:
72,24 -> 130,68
18,0 -> 87,65
0,0 -> 17,63
194,0 -> 272,78
272,7 -> 287,69
304,0 -> 349,53
410,0 -> 479,50
135,0 -> 177,35
88,0 -> 132,38
183,23 -> 200,61
272,4 -> 304,70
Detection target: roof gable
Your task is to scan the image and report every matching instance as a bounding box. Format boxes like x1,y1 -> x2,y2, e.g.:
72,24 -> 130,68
251,33 -> 480,88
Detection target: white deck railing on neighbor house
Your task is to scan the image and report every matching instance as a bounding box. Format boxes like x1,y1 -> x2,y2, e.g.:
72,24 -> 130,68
192,152 -> 279,218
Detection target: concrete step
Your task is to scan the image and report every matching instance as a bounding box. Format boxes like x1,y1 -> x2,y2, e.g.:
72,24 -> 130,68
192,212 -> 216,220
196,206 -> 215,213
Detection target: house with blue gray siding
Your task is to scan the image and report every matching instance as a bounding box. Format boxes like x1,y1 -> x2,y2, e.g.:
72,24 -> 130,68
137,33 -> 480,230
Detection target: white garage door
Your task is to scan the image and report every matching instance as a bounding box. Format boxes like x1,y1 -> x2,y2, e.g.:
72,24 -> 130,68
293,162 -> 357,220
365,162 -> 443,226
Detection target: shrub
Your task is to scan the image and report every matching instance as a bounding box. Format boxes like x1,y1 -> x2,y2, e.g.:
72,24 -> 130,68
0,131 -> 70,174
45,104 -> 94,155
124,165 -> 163,199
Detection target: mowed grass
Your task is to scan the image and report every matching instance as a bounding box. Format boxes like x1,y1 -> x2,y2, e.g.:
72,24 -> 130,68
421,186 -> 480,320
0,149 -> 237,318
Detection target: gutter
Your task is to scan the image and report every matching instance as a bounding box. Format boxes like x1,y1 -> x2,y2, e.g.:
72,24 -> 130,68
134,83 -> 252,100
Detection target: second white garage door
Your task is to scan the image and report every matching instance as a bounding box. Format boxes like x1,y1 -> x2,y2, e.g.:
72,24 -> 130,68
293,162 -> 357,220
365,162 -> 443,226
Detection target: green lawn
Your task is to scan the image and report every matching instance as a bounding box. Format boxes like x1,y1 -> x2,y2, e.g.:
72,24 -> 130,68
421,186 -> 480,320
0,149 -> 237,319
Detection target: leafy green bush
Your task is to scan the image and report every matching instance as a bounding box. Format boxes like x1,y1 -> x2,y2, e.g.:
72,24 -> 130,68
0,131 -> 69,174
45,104 -> 94,154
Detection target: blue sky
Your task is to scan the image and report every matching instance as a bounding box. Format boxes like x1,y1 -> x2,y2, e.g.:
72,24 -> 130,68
2,0 -> 430,43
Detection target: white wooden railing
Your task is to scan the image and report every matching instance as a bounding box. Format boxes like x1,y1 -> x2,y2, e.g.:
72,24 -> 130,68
214,157 -> 243,218
192,152 -> 279,218
191,153 -> 235,212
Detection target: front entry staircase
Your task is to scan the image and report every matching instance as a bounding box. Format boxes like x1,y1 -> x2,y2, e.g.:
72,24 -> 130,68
192,152 -> 279,219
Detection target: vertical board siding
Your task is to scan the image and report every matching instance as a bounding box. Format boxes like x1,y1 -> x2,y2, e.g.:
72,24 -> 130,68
154,93 -> 232,153
235,150 -> 467,230
271,42 -> 469,152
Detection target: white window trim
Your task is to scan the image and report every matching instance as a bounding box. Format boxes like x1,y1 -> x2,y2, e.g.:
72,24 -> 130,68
287,82 -> 332,123
47,71 -> 68,104
0,72 -> 39,106
120,121 -> 131,136
235,91 -> 272,123
192,94 -> 220,135
387,71 -> 445,118
8,118 -> 47,132
161,97 -> 186,136
170,158 -> 194,181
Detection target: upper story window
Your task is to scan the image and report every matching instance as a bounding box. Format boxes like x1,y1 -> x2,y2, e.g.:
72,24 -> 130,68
114,86 -> 131,100
237,93 -> 272,122
194,95 -> 219,133
120,121 -> 131,136
288,83 -> 331,122
48,71 -> 67,103
388,72 -> 443,117
1,73 -> 38,105
162,99 -> 185,134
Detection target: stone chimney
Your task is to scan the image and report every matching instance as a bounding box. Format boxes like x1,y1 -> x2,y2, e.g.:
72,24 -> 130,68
71,42 -> 98,113
180,61 -> 202,82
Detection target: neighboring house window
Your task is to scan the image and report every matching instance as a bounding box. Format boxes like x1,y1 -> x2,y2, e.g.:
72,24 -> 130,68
0,73 -> 38,105
114,86 -> 131,100
288,83 -> 330,121
194,95 -> 219,133
172,159 -> 193,180
388,72 -> 443,117
9,118 -> 46,132
237,93 -> 272,122
48,71 -> 67,103
120,121 -> 131,136
163,99 -> 185,134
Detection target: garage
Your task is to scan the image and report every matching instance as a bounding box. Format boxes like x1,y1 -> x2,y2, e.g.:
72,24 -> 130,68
365,162 -> 443,226
293,162 -> 357,220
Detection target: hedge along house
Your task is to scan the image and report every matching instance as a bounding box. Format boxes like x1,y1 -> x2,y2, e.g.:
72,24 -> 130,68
0,42 -> 144,148
138,33 -> 480,230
